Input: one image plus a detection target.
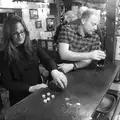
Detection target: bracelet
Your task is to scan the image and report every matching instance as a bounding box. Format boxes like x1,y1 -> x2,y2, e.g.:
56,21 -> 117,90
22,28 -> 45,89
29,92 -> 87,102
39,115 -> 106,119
73,63 -> 77,70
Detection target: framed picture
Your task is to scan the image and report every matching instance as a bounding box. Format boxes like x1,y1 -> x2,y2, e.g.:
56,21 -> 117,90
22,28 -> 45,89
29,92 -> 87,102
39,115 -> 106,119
41,40 -> 46,48
47,40 -> 54,51
29,9 -> 38,19
35,21 -> 42,28
46,18 -> 55,31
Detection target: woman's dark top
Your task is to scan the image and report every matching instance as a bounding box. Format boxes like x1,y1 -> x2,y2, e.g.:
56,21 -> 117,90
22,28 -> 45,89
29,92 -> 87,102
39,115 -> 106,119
0,43 -> 57,105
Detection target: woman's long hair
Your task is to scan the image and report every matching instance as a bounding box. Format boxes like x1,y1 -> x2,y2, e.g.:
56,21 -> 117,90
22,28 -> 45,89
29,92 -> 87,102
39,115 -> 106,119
3,14 -> 33,62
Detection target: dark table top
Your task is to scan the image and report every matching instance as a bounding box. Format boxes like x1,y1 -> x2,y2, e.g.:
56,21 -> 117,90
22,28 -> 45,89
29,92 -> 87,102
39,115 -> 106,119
4,62 -> 120,120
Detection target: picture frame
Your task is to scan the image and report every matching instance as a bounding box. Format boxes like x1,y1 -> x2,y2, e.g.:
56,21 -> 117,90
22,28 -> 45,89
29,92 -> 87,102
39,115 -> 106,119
41,40 -> 46,48
29,9 -> 38,19
35,21 -> 42,28
47,41 -> 54,51
46,18 -> 55,31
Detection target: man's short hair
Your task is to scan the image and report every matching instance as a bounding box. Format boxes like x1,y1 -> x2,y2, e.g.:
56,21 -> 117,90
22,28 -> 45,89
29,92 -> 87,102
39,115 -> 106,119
81,9 -> 100,20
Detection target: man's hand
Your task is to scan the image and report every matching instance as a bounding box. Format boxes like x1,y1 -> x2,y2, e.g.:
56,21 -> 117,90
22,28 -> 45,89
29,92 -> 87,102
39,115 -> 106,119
29,84 -> 48,92
58,63 -> 74,73
89,50 -> 106,60
51,69 -> 67,89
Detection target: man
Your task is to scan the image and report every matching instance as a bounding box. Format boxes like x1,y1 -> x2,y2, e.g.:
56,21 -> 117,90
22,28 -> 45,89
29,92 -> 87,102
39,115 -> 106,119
54,0 -> 82,44
57,9 -> 106,73
68,7 -> 104,49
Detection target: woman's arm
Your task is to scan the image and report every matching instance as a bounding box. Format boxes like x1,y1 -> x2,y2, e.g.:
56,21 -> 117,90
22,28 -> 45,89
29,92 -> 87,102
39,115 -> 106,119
36,44 -> 67,89
0,52 -> 48,93
36,43 -> 57,71
1,62 -> 48,92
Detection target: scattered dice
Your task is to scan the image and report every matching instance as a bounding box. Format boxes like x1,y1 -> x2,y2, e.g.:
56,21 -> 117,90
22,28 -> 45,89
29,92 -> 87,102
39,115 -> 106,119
76,102 -> 81,106
42,94 -> 46,99
47,92 -> 51,96
43,99 -> 47,103
66,102 -> 72,106
51,95 -> 55,99
47,97 -> 51,101
42,92 -> 55,103
65,97 -> 70,101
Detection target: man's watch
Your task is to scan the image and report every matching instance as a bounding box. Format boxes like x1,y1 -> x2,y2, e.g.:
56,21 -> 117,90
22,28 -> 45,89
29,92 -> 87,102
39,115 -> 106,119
73,63 -> 77,70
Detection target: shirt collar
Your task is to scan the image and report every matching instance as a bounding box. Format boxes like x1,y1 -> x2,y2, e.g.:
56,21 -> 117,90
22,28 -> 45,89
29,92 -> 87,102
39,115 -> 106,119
76,26 -> 85,37
76,25 -> 95,38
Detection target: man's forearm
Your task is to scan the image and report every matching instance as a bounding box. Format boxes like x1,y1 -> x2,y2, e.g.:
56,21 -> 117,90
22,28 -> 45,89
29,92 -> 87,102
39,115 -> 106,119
59,50 -> 91,61
75,60 -> 92,69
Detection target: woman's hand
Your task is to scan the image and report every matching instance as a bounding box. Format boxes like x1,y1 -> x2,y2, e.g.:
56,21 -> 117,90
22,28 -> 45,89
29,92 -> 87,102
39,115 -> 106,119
57,63 -> 74,73
29,84 -> 48,92
51,69 -> 68,89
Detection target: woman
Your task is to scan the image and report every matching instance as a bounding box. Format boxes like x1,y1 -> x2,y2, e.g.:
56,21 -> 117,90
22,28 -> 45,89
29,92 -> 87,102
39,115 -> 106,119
0,15 -> 67,106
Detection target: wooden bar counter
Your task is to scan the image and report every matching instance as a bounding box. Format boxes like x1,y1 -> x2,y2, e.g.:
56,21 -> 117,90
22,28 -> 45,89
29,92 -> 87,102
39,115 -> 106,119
4,62 -> 120,120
